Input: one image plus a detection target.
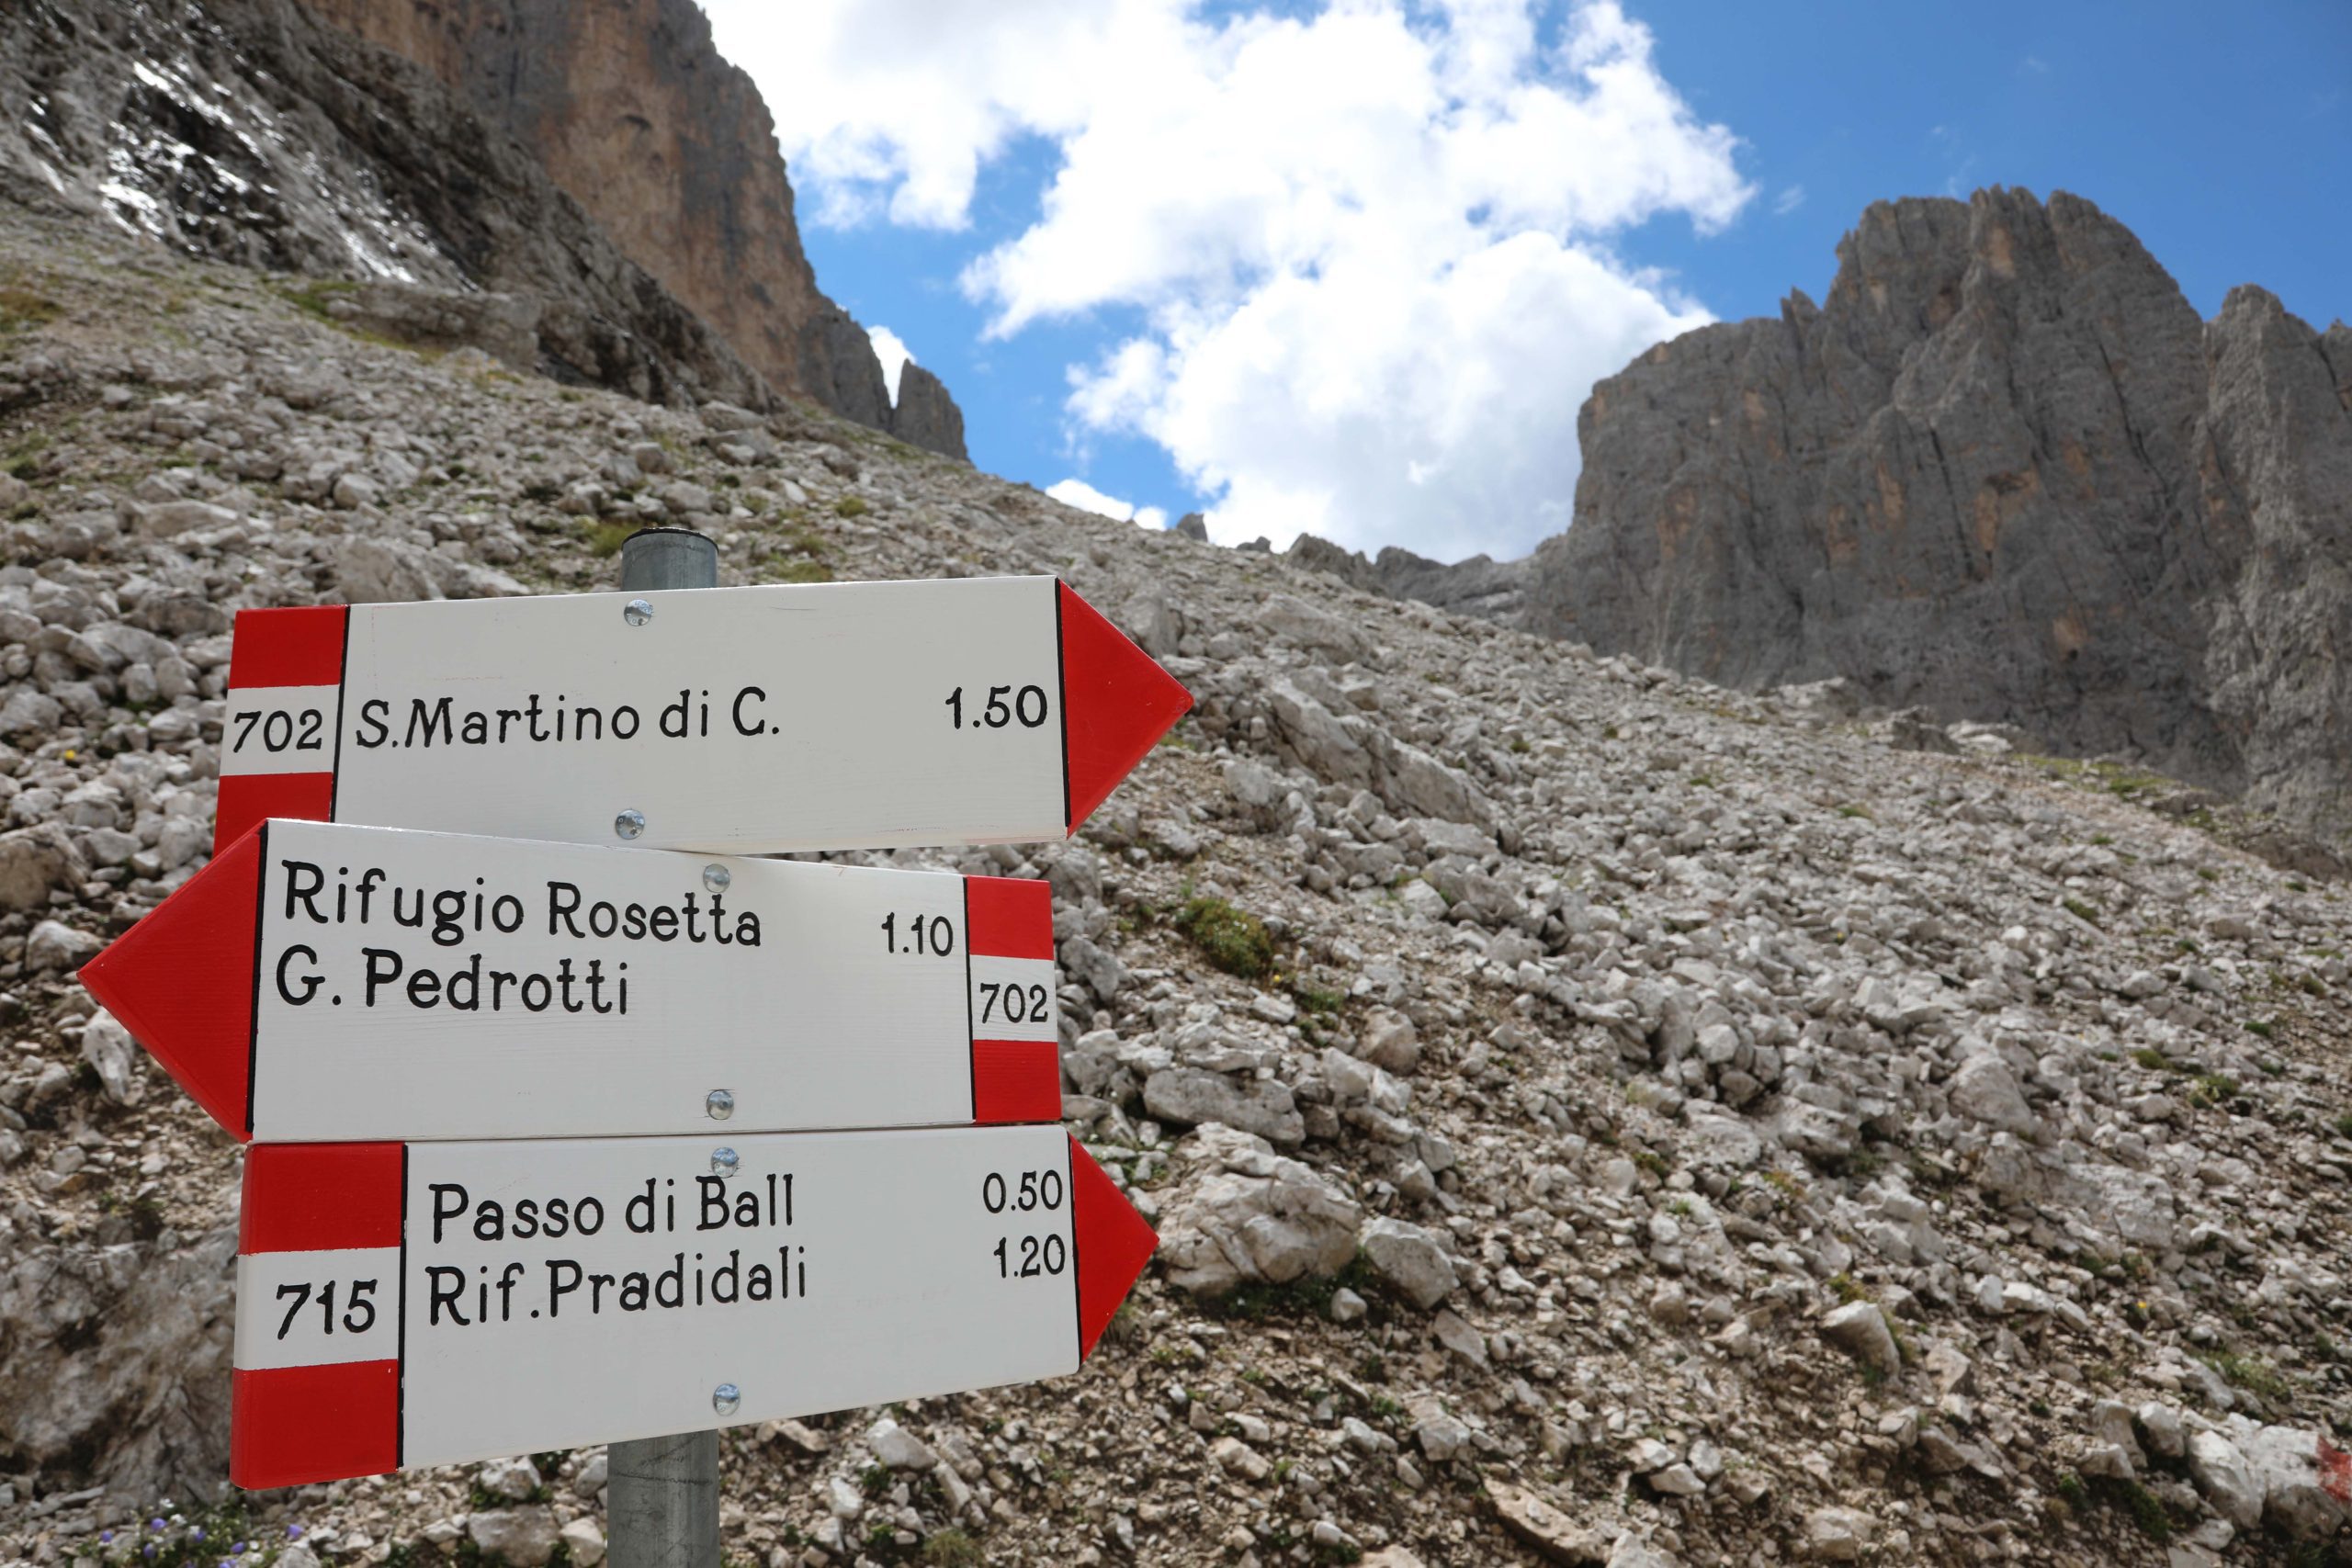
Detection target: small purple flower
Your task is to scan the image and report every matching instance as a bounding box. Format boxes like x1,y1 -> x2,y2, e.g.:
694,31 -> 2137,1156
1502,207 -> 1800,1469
143,1549 -> 156,1562
152,1521 -> 167,1533
101,1533 -> 115,1544
286,1527 -> 304,1541
232,1544 -> 247,1556
190,1529 -> 206,1542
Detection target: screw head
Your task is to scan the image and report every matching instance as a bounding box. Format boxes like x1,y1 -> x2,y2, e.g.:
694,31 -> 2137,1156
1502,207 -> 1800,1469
712,1383 -> 741,1416
623,597 -> 654,626
710,1146 -> 740,1178
615,808 -> 645,840
702,863 -> 732,894
707,1089 -> 735,1122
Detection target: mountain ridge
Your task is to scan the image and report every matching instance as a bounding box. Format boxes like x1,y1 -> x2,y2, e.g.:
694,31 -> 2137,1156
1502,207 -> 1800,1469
1296,189 -> 2352,842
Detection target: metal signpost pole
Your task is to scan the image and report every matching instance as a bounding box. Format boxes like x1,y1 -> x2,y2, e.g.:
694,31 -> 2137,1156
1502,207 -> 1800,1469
608,526 -> 722,1568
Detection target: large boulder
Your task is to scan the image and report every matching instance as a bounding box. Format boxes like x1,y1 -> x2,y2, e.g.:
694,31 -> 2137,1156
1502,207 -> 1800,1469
1143,1067 -> 1305,1146
0,1223 -> 238,1499
1157,1124 -> 1363,1298
1359,1216 -> 1458,1309
0,823 -> 87,912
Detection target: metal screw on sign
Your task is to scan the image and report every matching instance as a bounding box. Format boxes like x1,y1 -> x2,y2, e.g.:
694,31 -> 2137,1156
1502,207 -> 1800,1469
705,1089 -> 735,1122
710,1146 -> 740,1179
609,525 -> 722,1568
614,809 -> 645,840
623,597 -> 654,626
701,864 -> 731,894
711,1384 -> 741,1417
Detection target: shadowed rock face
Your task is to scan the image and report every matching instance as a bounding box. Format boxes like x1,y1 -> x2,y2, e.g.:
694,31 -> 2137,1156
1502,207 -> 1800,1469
295,0 -> 969,459
1524,189 -> 2351,834
0,0 -> 772,412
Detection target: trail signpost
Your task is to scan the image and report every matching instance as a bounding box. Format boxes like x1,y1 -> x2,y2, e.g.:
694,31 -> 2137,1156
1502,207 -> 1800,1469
228,1124 -> 1156,1488
80,819 -> 1063,1141
84,532 -> 1178,1535
213,575 -> 1193,855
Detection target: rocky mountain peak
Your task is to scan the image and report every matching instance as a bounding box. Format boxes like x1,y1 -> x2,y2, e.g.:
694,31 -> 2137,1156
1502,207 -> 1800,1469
1508,186 -> 2350,840
292,0 -> 967,461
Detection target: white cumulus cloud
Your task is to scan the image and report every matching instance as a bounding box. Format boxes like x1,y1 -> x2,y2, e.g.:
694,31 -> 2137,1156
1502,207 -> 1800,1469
866,325 -> 912,406
1046,478 -> 1168,531
706,0 -> 1750,562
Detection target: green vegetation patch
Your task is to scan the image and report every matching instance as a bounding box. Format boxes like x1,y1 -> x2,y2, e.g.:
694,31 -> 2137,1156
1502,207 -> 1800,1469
278,278 -> 360,321
2199,1349 -> 2290,1402
582,522 -> 635,558
919,1531 -> 982,1567
0,284 -> 62,333
1174,894 -> 1275,979
1204,1254 -> 1380,1323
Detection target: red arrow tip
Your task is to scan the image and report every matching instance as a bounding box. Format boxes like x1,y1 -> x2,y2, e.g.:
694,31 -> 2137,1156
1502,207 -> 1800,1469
1069,1135 -> 1157,1359
78,826 -> 262,1141
1058,581 -> 1193,832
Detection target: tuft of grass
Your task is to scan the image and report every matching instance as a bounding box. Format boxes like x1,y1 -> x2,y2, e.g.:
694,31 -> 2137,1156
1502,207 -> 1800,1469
833,495 -> 870,518
583,522 -> 634,558
1293,983 -> 1346,1016
0,284 -> 62,333
2130,1047 -> 2170,1070
1174,894 -> 1275,979
1205,1255 -> 1380,1323
278,278 -> 360,321
771,556 -> 833,583
2062,897 -> 2102,927
2052,1470 -> 2175,1541
2199,1350 -> 2290,1403
919,1529 -> 982,1567
2187,1073 -> 2242,1110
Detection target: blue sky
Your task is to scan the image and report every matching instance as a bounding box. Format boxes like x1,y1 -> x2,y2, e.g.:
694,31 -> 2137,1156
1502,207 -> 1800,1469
711,0 -> 2350,563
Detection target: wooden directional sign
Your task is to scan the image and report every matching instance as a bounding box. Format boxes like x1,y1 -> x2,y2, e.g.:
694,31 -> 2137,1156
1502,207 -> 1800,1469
79,819 -> 1064,1144
229,1124 -> 1157,1487
213,576 -> 1191,856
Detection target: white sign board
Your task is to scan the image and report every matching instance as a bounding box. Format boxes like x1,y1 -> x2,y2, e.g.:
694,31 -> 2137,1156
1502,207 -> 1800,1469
228,1125 -> 1158,1487
213,576 -> 1191,856
80,820 -> 1064,1143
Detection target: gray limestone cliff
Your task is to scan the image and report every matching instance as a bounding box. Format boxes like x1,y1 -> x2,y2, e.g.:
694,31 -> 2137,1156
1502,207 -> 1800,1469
0,0 -> 969,457
1403,190 -> 2352,837
0,0 -> 773,412
292,0 -> 969,459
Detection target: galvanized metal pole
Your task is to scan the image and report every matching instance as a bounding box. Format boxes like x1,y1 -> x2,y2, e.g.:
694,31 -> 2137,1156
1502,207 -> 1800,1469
607,525 -> 722,1568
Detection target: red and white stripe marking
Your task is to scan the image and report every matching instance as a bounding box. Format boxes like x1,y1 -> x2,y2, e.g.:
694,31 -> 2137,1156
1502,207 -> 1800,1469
964,874 -> 1060,1124
232,1143 -> 403,1488
215,578 -> 1191,857
217,605 -> 345,853
81,822 -> 1066,1144
231,1127 -> 1156,1488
